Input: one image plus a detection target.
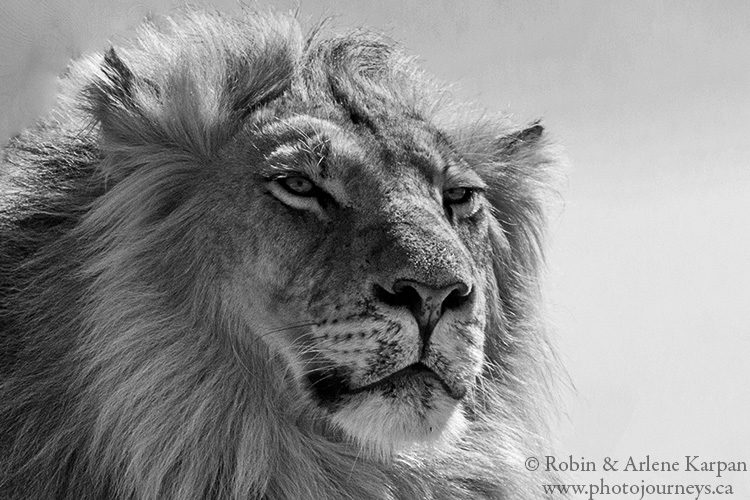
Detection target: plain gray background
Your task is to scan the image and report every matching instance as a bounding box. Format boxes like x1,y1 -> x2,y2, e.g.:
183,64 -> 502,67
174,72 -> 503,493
2,0 -> 748,494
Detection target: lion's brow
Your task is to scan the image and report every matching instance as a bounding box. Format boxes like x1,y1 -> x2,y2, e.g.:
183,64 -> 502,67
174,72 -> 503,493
263,142 -> 326,180
265,143 -> 303,163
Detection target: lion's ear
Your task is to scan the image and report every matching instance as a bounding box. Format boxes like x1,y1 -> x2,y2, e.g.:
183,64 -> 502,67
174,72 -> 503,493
495,122 -> 545,157
101,48 -> 135,105
88,48 -> 136,124
85,48 -> 151,146
473,119 -> 559,271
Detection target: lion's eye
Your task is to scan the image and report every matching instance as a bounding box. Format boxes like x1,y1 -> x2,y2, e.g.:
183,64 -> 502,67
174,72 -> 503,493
443,187 -> 482,219
443,187 -> 473,205
267,174 -> 332,215
277,176 -> 316,197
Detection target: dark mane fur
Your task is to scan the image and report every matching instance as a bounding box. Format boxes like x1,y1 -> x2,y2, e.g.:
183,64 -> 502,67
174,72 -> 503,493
0,10 -> 564,499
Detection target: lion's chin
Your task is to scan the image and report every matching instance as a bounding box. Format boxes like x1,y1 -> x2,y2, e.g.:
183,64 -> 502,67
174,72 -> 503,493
327,376 -> 468,458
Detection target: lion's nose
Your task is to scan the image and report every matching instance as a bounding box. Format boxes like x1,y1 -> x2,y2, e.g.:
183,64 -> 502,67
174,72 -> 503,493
376,279 -> 473,343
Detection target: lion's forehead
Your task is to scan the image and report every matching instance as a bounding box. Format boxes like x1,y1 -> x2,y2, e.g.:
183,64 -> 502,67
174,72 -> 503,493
256,112 -> 454,194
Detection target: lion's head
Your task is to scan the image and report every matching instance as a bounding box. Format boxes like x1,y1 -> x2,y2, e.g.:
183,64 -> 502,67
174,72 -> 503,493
225,111 -> 492,453
1,10 -> 563,499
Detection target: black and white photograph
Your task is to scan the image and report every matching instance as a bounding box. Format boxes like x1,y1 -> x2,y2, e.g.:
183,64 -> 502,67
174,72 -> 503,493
1,1 -> 748,499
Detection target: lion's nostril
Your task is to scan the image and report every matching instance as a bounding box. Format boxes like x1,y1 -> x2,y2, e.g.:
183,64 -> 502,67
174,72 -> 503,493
375,279 -> 472,342
374,282 -> 421,309
441,285 -> 472,314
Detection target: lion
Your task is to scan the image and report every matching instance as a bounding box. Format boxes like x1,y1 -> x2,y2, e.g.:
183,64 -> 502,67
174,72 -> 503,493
0,10 -> 564,500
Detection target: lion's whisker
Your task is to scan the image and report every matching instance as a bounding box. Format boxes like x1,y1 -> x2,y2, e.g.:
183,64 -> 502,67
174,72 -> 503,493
256,321 -> 318,339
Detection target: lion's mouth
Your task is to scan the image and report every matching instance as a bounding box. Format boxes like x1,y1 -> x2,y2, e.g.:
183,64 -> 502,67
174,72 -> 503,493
307,362 -> 466,404
348,362 -> 444,394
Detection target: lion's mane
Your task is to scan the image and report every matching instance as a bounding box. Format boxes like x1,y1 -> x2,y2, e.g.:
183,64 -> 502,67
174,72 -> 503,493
0,10 -> 563,500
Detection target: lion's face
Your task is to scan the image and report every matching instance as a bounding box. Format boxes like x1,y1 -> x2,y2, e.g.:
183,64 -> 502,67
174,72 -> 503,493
212,112 -> 493,453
